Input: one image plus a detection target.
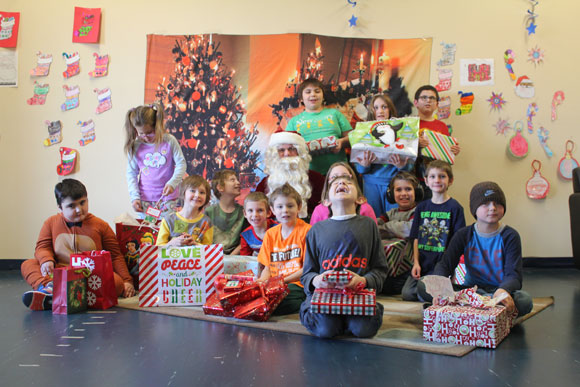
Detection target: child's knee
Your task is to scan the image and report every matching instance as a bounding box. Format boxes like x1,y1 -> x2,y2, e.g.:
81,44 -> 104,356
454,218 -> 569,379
348,303 -> 384,338
113,273 -> 124,296
513,290 -> 533,316
300,303 -> 343,338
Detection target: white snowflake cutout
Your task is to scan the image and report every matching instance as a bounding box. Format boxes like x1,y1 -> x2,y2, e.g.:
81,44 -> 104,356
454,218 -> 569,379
88,274 -> 102,290
81,257 -> 95,271
87,291 -> 97,306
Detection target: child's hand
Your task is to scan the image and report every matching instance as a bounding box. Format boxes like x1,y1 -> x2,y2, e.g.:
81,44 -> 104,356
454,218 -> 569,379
493,288 -> 516,313
162,184 -> 175,196
450,144 -> 461,155
332,137 -> 348,153
123,282 -> 136,298
418,133 -> 429,148
168,234 -> 193,246
344,271 -> 367,290
40,261 -> 54,277
411,263 -> 421,279
356,150 -> 377,167
132,200 -> 143,213
388,154 -> 408,169
312,270 -> 336,289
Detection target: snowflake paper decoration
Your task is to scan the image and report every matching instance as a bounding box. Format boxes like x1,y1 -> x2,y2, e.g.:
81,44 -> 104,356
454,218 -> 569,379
87,292 -> 97,306
528,45 -> 544,66
493,118 -> 511,135
487,92 -> 507,112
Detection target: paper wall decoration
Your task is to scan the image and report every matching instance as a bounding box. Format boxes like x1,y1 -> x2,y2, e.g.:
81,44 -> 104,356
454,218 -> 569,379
507,121 -> 528,158
487,92 -> 506,112
0,50 -> 17,87
27,81 -> 49,105
437,42 -> 456,67
558,140 -> 579,181
78,120 -> 96,146
526,103 -> 538,134
56,147 -> 78,176
525,1 -> 539,35
460,59 -> 494,86
62,52 -> 80,78
494,118 -> 511,136
73,7 -> 101,43
551,91 -> 565,121
0,12 -> 19,47
89,53 -> 109,78
514,76 -> 535,99
526,160 -> 549,200
528,45 -> 544,66
455,91 -> 474,115
504,50 -> 516,81
537,126 -> 553,157
44,120 -> 62,147
437,96 -> 451,120
435,68 -> 452,92
94,88 -> 112,114
30,52 -> 52,77
61,85 -> 79,111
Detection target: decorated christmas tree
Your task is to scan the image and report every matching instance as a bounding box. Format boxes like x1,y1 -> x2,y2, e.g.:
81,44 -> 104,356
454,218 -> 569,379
155,35 -> 260,185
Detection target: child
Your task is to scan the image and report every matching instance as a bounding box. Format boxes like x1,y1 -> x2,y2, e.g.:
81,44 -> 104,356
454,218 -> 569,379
156,175 -> 213,246
258,183 -> 311,315
418,182 -> 533,316
285,78 -> 352,176
21,179 -> 134,310
125,103 -> 186,218
377,172 -> 421,295
310,161 -> 376,225
413,85 -> 461,198
240,192 -> 277,256
355,94 -> 412,216
300,174 -> 388,338
205,170 -> 246,254
402,160 -> 465,301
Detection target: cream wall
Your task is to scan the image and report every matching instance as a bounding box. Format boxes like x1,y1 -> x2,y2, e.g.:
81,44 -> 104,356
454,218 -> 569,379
0,0 -> 575,259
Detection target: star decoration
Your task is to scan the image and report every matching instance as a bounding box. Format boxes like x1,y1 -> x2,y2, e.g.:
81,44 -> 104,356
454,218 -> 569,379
487,92 -> 507,112
526,21 -> 537,35
527,45 -> 545,66
348,14 -> 358,27
493,118 -> 511,136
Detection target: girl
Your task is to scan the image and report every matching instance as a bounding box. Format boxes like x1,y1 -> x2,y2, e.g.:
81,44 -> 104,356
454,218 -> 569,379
124,103 -> 186,218
355,94 -> 413,217
310,162 -> 376,224
377,171 -> 421,295
155,175 -> 214,246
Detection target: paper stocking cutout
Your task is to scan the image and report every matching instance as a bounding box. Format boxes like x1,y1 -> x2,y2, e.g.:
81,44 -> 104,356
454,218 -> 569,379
507,121 -> 528,159
62,52 -> 80,79
435,68 -> 453,92
56,147 -> 78,176
43,120 -> 62,147
437,96 -> 451,120
0,15 -> 15,40
30,52 -> 53,77
61,85 -> 80,111
27,81 -> 49,105
78,120 -> 95,146
437,42 -> 456,67
89,53 -> 109,77
558,140 -> 579,180
526,160 -> 549,200
455,91 -> 474,115
94,88 -> 112,114
537,127 -> 553,157
551,91 -> 565,121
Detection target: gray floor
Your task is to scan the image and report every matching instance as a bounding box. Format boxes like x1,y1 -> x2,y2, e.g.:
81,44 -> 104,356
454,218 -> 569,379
1,267 -> 579,387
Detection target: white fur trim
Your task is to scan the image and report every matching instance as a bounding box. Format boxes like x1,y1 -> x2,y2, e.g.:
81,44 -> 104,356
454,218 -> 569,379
268,131 -> 306,148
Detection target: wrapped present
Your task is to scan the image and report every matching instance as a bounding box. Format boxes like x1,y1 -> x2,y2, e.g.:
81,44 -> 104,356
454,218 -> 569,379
233,296 -> 270,320
52,267 -> 89,315
70,250 -> 117,310
306,136 -> 337,155
262,275 -> 288,299
321,270 -> 353,287
451,255 -> 466,285
202,292 -> 234,317
349,117 -> 419,165
138,244 -> 224,307
224,255 -> 259,277
420,129 -> 458,165
311,288 -> 376,316
115,219 -> 159,289
217,281 -> 263,310
383,238 -> 413,277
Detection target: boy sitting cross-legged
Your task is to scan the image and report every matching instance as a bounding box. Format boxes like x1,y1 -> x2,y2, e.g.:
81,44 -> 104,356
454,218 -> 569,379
300,169 -> 388,338
21,179 -> 134,310
257,183 -> 311,315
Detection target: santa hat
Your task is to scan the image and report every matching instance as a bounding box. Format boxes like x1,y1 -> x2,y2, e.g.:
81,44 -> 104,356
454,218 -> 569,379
268,129 -> 306,148
515,75 -> 530,86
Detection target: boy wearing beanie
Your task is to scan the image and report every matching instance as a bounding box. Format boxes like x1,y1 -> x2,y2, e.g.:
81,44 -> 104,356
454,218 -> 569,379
418,181 -> 533,316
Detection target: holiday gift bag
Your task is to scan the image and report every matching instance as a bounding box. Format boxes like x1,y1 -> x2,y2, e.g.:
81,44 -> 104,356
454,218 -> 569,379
70,250 -> 118,309
52,267 -> 89,315
139,244 -> 224,307
420,129 -> 458,164
349,117 -> 419,165
115,219 -> 159,289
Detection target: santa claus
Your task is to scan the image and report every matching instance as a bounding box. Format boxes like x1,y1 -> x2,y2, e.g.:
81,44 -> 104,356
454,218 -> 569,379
256,131 -> 324,219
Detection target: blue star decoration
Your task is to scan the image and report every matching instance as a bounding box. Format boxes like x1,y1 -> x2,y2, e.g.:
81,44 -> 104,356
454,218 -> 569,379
349,14 -> 358,27
527,21 -> 537,35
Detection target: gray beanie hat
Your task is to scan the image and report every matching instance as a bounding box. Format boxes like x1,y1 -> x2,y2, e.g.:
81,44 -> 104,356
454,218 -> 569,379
469,181 -> 506,218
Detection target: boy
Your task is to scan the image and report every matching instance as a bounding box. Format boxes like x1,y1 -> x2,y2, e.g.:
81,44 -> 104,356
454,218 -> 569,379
21,179 -> 134,310
300,175 -> 388,338
285,78 -> 352,175
205,170 -> 246,254
240,192 -> 277,256
418,182 -> 533,316
257,184 -> 310,315
156,175 -> 213,246
402,160 -> 465,301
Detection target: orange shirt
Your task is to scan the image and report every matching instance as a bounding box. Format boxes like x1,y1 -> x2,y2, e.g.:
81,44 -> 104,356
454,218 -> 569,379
257,218 -> 311,287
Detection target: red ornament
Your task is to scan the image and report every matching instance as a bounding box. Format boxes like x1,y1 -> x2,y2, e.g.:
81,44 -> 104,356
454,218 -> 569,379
178,103 -> 187,112
182,56 -> 191,66
224,158 -> 234,168
227,129 -> 236,139
192,91 -> 201,101
219,105 -> 227,114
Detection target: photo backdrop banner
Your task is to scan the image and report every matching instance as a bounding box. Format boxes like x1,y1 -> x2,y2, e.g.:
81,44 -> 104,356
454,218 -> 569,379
145,34 -> 431,186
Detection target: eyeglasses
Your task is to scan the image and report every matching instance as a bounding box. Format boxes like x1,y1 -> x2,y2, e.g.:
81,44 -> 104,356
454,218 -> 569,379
328,175 -> 354,185
419,96 -> 438,102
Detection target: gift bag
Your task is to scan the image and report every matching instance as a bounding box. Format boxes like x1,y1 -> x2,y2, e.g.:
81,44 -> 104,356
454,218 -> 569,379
52,267 -> 89,315
70,250 -> 118,309
349,117 -> 419,165
420,129 -> 458,164
139,244 -> 224,307
115,221 -> 159,289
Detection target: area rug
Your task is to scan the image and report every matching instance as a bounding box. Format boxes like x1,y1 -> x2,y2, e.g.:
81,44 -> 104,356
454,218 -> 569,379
117,295 -> 554,357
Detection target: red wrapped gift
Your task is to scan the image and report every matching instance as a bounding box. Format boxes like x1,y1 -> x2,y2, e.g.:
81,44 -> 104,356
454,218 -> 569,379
115,221 -> 159,290
262,275 -> 288,299
311,288 -> 376,316
423,304 -> 514,349
202,292 -> 234,317
70,250 -> 118,310
52,267 -> 90,315
321,270 -> 353,287
214,270 -> 256,291
217,281 -> 262,310
233,296 -> 270,320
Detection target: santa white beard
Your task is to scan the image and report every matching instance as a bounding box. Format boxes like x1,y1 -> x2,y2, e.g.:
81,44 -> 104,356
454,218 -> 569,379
266,156 -> 312,218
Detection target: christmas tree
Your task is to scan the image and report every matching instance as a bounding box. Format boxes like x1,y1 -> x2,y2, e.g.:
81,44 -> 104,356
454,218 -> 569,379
155,35 -> 260,185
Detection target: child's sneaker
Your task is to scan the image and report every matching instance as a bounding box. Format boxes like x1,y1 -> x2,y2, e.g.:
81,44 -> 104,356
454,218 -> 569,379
22,282 -> 53,311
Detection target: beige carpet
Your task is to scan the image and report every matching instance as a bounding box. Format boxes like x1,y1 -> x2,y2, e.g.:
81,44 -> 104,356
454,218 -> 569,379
117,295 -> 554,357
